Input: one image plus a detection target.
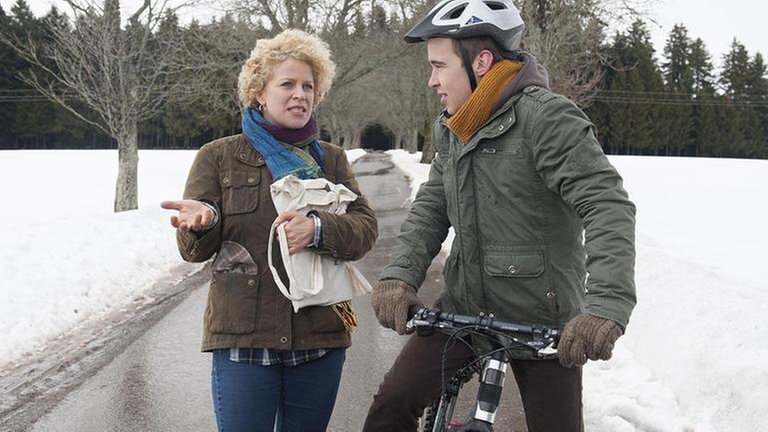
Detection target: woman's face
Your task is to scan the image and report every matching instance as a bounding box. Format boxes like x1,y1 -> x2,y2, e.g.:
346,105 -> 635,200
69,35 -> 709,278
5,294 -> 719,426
257,58 -> 315,129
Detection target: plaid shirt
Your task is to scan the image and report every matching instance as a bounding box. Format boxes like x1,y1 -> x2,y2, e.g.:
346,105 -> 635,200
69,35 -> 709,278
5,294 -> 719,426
227,347 -> 328,366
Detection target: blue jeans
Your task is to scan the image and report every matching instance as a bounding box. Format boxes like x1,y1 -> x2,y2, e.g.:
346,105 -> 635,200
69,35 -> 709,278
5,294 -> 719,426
211,348 -> 346,432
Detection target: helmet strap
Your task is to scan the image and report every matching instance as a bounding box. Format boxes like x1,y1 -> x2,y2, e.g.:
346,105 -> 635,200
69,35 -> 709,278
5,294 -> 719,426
457,40 -> 478,92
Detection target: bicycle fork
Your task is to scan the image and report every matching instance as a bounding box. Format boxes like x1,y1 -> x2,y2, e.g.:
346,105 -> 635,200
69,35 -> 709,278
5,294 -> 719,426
449,349 -> 507,432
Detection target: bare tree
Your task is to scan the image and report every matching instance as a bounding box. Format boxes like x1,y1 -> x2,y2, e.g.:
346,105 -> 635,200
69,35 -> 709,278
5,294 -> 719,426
520,0 -> 605,104
226,0 -> 367,33
520,0 -> 658,104
0,0 -> 196,211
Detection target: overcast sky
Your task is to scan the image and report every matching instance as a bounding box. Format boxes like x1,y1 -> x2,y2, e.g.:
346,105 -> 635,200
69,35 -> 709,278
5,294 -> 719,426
3,0 -> 767,69
646,0 -> 767,68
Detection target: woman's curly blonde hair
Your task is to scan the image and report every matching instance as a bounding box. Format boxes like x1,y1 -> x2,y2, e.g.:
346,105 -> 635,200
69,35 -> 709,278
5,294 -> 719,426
238,29 -> 336,110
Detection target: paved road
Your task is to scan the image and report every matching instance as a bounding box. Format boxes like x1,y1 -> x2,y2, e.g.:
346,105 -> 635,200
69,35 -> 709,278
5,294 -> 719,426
21,152 -> 527,431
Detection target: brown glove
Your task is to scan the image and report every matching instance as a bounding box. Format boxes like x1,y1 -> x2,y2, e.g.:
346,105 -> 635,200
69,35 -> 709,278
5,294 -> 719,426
371,279 -> 422,335
558,313 -> 623,368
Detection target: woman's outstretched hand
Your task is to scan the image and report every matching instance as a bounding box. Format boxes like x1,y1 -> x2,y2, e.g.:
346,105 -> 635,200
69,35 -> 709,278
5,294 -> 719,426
160,200 -> 214,233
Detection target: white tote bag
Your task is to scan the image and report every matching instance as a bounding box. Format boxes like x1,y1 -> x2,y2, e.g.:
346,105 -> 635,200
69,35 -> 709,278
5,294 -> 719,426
267,175 -> 372,312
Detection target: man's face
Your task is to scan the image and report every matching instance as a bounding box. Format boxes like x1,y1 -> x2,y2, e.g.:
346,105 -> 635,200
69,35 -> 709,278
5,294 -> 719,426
427,38 -> 473,115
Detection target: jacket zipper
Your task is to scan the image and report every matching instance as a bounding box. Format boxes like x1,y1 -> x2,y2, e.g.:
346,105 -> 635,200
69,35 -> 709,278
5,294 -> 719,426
451,135 -> 472,314
469,154 -> 488,314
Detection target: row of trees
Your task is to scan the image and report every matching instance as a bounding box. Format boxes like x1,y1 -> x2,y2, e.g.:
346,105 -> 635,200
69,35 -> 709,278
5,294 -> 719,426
586,21 -> 768,158
1,0 -> 766,209
0,0 -> 649,150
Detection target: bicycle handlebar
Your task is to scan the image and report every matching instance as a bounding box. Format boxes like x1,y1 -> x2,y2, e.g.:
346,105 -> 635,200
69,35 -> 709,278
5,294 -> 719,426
407,306 -> 560,357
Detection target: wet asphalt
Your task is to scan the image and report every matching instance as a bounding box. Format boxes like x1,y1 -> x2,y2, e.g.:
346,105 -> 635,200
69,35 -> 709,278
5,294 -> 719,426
12,152 -> 527,432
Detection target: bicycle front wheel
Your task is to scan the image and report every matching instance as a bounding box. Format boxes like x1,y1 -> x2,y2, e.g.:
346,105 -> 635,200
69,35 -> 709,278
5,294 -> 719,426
418,399 -> 441,432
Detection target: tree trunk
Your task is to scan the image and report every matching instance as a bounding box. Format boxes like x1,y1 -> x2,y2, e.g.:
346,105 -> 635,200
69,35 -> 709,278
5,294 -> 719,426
344,129 -> 361,149
393,133 -> 403,150
404,129 -> 419,154
327,127 -> 341,145
420,122 -> 435,163
352,129 -> 362,149
114,122 -> 139,212
342,132 -> 352,149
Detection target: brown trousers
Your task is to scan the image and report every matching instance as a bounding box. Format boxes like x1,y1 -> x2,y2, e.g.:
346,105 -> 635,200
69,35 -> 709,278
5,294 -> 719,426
363,332 -> 583,432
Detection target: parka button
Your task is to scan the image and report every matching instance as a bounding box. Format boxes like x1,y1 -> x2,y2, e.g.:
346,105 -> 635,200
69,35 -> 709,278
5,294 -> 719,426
546,291 -> 557,299
248,279 -> 255,286
258,157 -> 264,163
239,153 -> 246,159
498,124 -> 504,131
280,336 -> 288,343
248,177 -> 256,183
508,265 -> 517,274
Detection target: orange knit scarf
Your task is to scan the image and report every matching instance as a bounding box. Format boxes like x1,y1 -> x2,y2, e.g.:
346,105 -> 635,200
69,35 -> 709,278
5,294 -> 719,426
447,59 -> 523,144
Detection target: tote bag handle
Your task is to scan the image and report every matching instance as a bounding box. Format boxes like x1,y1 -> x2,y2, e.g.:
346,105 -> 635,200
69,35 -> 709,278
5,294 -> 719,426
267,220 -> 324,301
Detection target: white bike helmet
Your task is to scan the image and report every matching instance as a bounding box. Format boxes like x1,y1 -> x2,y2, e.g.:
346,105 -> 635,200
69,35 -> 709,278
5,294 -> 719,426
404,0 -> 524,53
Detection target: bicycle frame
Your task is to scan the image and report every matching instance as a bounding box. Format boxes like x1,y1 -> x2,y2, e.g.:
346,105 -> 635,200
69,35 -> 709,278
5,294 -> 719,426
422,358 -> 478,431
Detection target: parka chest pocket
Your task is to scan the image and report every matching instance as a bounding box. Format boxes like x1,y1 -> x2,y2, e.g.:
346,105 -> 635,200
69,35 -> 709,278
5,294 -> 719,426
484,251 -> 544,278
477,140 -> 527,160
220,170 -> 261,215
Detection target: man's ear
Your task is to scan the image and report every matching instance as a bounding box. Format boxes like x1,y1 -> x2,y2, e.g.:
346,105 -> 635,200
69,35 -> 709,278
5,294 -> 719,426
474,49 -> 495,77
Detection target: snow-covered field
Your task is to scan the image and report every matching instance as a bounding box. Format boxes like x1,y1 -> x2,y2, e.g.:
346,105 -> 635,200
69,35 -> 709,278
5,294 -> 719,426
1,148 -> 765,431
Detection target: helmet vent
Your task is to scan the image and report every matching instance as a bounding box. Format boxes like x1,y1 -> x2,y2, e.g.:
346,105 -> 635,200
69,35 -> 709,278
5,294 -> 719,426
442,4 -> 468,20
485,1 -> 507,10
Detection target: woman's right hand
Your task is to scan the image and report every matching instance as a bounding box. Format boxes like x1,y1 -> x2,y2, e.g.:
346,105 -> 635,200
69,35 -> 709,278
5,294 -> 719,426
160,200 -> 215,233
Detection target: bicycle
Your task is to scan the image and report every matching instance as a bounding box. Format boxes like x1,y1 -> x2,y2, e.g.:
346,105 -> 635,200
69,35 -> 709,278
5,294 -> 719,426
408,306 -> 561,432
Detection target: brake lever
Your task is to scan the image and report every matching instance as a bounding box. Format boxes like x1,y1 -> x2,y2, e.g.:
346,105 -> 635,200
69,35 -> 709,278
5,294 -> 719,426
405,318 -> 419,333
537,341 -> 558,357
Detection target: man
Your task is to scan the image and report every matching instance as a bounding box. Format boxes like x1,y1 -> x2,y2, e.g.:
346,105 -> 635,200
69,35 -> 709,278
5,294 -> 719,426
363,0 -> 636,430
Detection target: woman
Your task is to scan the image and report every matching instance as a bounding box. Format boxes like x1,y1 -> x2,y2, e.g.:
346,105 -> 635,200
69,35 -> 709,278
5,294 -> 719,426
161,29 -> 377,431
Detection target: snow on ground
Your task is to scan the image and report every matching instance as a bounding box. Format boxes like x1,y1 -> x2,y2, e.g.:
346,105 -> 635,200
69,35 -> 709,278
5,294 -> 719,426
1,148 -> 766,431
344,148 -> 367,164
387,149 -> 768,432
0,150 -> 203,367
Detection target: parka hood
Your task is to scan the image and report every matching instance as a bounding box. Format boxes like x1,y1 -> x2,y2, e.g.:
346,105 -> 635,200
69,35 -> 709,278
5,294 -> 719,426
492,52 -> 550,113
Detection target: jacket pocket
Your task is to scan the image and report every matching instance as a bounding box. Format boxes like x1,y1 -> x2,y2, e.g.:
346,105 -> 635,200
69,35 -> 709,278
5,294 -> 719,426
205,272 -> 259,334
482,248 -> 557,324
476,142 -> 527,160
220,170 -> 260,215
484,251 -> 544,278
212,241 -> 259,274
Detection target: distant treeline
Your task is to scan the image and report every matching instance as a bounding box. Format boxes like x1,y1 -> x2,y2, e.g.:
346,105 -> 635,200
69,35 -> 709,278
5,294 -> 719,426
585,22 -> 767,159
1,0 -> 766,158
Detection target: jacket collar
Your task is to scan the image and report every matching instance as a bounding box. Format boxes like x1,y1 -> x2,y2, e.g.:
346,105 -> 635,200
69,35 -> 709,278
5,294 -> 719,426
461,94 -> 523,157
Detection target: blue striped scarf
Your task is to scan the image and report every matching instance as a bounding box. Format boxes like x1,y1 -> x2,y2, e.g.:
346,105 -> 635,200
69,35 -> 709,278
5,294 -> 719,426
241,108 -> 325,180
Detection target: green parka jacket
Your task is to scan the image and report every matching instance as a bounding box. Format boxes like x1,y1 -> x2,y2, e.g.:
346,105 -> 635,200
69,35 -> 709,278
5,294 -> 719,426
175,134 -> 377,352
381,55 -> 636,357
